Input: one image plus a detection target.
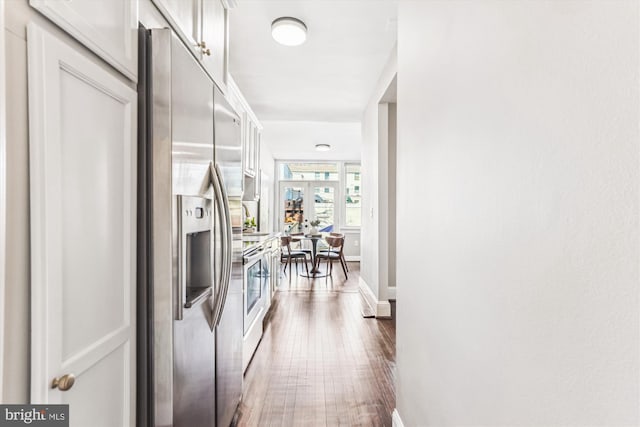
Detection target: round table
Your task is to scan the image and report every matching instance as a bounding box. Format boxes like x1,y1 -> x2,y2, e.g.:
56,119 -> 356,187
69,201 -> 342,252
297,234 -> 327,278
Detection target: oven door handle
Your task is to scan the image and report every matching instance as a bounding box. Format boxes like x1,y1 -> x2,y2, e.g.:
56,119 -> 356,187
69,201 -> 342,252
207,162 -> 233,328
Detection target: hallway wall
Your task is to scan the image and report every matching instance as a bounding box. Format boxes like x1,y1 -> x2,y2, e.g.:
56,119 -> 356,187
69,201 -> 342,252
396,1 -> 639,425
360,46 -> 396,311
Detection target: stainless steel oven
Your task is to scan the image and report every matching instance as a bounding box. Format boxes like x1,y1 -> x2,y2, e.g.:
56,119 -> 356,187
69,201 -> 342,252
243,247 -> 266,335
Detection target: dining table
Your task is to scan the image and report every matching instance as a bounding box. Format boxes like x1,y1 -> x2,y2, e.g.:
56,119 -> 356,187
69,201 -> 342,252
297,233 -> 327,278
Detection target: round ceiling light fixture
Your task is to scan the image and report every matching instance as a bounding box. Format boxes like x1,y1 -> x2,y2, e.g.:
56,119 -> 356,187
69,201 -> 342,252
315,144 -> 331,152
271,17 -> 307,46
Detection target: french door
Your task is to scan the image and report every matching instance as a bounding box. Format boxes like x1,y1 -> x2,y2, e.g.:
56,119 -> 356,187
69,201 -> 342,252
279,181 -> 338,234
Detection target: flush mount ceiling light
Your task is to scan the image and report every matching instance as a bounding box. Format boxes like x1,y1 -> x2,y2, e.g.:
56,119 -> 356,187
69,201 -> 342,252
271,17 -> 307,46
315,144 -> 331,152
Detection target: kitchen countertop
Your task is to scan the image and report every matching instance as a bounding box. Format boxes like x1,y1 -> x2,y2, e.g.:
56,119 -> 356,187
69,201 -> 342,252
242,231 -> 281,254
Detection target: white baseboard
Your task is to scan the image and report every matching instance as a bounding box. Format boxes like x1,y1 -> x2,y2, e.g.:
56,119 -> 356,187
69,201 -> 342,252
345,255 -> 360,262
358,277 -> 392,319
392,409 -> 404,427
388,286 -> 396,300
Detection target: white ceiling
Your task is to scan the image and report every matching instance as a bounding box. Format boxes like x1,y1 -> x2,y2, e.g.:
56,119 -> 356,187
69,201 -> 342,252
228,0 -> 397,160
261,120 -> 361,161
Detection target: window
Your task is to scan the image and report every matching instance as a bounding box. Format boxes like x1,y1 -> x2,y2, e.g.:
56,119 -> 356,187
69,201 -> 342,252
345,164 -> 361,227
279,162 -> 338,181
277,161 -> 361,230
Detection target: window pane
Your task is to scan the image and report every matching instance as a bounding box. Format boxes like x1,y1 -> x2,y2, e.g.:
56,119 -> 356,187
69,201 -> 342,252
279,162 -> 339,181
312,186 -> 335,232
345,164 -> 361,227
282,185 -> 304,233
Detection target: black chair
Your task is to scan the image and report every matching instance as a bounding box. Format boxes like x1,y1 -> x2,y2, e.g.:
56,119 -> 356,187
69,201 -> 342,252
290,232 -> 313,258
315,235 -> 347,279
280,235 -> 310,276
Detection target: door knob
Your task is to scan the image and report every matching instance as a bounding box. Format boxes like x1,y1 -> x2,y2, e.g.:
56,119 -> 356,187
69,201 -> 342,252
51,373 -> 75,391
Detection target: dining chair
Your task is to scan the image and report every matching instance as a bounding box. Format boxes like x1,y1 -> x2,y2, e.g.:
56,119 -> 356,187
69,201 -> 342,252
280,235 -> 310,276
289,232 -> 312,258
329,232 -> 349,273
315,235 -> 347,279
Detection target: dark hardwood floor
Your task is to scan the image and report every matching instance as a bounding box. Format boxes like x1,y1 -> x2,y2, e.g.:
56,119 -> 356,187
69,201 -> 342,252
236,262 -> 396,427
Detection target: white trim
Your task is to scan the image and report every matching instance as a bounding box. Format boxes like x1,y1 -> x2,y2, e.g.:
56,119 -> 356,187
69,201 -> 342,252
392,409 -> 405,427
358,277 -> 391,319
376,300 -> 391,318
359,277 -> 376,313
387,286 -> 396,300
344,255 -> 360,262
0,0 -> 6,401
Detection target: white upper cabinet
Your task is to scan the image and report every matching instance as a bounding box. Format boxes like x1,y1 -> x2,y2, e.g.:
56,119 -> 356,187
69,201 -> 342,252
152,0 -> 201,51
152,0 -> 228,89
201,0 -> 227,87
29,0 -> 138,81
227,76 -> 261,179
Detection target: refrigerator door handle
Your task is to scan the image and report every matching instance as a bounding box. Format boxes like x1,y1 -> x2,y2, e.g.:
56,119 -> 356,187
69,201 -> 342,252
213,162 -> 233,328
207,161 -> 228,328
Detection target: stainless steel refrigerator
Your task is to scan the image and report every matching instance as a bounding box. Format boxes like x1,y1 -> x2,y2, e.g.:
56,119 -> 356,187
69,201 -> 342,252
138,27 -> 243,427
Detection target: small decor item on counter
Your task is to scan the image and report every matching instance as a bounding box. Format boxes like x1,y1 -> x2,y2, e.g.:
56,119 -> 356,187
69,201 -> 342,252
309,219 -> 321,235
244,217 -> 257,233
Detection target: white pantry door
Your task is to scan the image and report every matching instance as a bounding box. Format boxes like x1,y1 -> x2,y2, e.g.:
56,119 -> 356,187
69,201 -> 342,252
28,24 -> 136,427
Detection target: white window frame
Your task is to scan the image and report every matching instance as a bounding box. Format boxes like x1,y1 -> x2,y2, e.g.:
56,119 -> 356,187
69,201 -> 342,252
342,162 -> 362,230
275,160 -> 361,231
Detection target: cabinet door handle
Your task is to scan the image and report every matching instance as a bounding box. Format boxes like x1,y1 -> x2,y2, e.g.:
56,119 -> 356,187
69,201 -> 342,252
198,41 -> 211,56
51,373 -> 75,391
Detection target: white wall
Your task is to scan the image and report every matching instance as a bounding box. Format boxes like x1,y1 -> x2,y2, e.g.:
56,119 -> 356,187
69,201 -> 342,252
360,46 -> 396,308
396,1 -> 639,425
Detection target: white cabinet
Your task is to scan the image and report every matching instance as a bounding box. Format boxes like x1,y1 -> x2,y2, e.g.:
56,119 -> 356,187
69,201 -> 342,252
153,0 -> 201,47
242,117 -> 261,178
201,0 -> 228,87
27,24 -> 137,426
244,120 -> 256,177
152,0 -> 228,88
29,0 -> 138,81
227,76 -> 262,197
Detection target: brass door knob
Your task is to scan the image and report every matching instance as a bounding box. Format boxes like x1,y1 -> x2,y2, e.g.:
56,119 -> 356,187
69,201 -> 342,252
51,373 -> 75,391
203,48 -> 211,56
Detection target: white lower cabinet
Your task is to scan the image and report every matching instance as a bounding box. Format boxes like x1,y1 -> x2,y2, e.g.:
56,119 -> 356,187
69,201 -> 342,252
28,24 -> 137,427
